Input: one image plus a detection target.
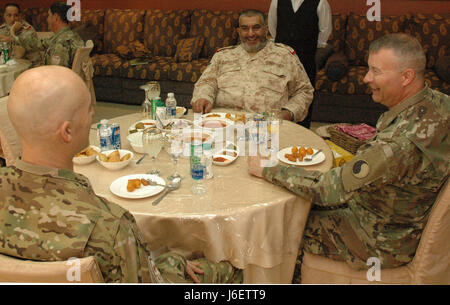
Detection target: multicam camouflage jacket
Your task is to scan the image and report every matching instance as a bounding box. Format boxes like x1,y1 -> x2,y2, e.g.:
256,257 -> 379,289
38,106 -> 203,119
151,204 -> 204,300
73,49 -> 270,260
13,26 -> 84,67
0,158 -> 160,283
0,21 -> 41,65
263,85 -> 450,269
191,40 -> 314,122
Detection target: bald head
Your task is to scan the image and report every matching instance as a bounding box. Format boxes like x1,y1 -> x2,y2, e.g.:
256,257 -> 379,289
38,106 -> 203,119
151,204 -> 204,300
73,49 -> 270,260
8,66 -> 89,141
8,66 -> 93,167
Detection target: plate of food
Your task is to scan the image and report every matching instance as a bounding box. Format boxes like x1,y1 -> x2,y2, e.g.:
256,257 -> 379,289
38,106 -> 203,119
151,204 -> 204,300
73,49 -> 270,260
73,145 -> 100,165
128,119 -> 157,134
110,174 -> 166,199
157,118 -> 193,131
212,142 -> 239,166
277,146 -> 325,166
96,149 -> 134,170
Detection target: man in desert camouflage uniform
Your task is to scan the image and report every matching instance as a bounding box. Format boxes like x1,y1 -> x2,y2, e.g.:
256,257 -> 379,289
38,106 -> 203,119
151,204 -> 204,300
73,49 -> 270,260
191,9 -> 314,123
0,3 -> 39,63
248,33 -> 449,283
9,2 -> 83,68
0,66 -> 242,284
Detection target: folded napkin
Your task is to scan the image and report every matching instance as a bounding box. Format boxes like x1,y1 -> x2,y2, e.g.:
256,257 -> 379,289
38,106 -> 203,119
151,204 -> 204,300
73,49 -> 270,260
335,123 -> 376,140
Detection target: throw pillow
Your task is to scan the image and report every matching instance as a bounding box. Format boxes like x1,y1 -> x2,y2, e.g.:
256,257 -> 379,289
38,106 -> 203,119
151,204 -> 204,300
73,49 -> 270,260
315,44 -> 334,71
174,37 -> 205,63
435,56 -> 450,83
325,52 -> 349,81
116,41 -> 153,61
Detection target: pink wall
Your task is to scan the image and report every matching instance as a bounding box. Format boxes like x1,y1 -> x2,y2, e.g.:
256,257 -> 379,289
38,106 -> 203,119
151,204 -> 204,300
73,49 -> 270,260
10,0 -> 450,15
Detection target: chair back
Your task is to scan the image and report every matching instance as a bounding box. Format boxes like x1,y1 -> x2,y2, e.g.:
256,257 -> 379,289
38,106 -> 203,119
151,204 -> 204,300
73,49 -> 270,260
0,96 -> 21,166
72,40 -> 96,106
301,178 -> 450,284
0,253 -> 104,283
408,178 -> 450,284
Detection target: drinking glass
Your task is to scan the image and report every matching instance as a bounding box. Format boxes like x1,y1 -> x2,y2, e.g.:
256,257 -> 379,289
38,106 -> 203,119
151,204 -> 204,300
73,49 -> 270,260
142,127 -> 163,175
146,81 -> 161,100
165,129 -> 184,180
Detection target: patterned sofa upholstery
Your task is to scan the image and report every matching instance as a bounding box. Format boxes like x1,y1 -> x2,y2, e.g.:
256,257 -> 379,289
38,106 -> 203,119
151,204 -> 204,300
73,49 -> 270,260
4,8 -> 448,124
313,12 -> 449,125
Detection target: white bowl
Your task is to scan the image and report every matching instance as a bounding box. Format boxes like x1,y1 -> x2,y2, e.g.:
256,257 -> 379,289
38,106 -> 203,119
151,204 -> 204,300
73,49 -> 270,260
73,145 -> 100,165
175,106 -> 187,118
126,132 -> 145,153
128,119 -> 157,134
96,149 -> 134,170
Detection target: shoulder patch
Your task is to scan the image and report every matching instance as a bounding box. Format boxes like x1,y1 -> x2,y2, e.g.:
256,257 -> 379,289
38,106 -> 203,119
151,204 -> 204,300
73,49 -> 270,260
342,145 -> 388,192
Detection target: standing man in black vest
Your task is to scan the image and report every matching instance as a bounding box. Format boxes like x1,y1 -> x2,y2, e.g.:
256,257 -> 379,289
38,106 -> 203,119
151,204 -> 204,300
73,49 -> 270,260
268,0 -> 332,128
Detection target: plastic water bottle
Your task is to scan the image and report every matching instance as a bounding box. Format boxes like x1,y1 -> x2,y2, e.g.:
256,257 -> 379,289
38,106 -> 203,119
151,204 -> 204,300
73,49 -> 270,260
190,140 -> 206,194
165,92 -> 177,118
203,141 -> 213,179
98,119 -> 113,151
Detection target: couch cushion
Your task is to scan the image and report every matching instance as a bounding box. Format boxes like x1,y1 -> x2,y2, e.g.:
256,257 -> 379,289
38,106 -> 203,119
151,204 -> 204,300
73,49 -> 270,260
143,10 -> 191,57
408,13 -> 449,69
174,36 -> 205,62
22,8 -> 49,31
104,9 -> 145,54
424,69 -> 450,94
92,53 -> 125,77
327,13 -> 348,53
345,13 -> 408,66
121,56 -> 172,81
316,66 -> 370,95
70,9 -> 105,54
189,10 -> 239,58
167,58 -> 210,83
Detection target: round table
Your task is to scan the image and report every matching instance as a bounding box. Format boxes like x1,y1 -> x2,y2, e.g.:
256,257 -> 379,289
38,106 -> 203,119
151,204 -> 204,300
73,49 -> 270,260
75,109 -> 333,283
0,59 -> 32,97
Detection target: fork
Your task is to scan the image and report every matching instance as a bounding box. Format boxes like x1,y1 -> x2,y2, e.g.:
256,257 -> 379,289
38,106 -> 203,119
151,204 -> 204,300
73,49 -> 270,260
144,179 -> 166,188
303,149 -> 322,162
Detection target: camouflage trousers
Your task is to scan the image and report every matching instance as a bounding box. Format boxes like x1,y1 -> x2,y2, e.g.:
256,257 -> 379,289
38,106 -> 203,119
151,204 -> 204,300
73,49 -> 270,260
292,209 -> 367,284
155,252 -> 243,283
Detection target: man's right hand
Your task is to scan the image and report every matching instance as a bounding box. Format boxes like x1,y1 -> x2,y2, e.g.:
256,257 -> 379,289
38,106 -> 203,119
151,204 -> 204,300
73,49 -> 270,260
192,99 -> 213,114
10,21 -> 23,36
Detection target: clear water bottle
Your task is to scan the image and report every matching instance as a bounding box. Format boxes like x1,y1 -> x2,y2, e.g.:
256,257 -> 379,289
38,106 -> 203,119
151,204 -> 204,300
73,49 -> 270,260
98,119 -> 113,151
203,141 -> 213,179
190,140 -> 206,194
165,92 -> 177,118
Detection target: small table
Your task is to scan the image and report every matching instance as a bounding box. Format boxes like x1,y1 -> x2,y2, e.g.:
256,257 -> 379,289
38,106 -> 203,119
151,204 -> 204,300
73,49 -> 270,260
75,110 -> 333,283
0,59 -> 32,97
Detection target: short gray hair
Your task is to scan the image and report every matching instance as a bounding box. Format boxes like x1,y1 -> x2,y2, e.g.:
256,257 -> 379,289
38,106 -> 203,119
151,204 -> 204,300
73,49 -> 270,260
369,33 -> 426,76
239,9 -> 266,27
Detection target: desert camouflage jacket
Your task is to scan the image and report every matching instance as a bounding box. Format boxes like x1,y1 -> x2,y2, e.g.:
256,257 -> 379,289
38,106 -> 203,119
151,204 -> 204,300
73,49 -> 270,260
263,85 -> 449,268
191,40 -> 314,122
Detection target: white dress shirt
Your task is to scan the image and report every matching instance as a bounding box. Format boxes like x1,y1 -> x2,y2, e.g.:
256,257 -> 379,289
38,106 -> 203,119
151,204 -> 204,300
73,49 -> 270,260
268,0 -> 332,48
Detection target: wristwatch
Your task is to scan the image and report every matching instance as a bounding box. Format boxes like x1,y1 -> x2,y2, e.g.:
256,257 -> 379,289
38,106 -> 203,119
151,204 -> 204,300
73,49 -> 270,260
282,108 -> 295,121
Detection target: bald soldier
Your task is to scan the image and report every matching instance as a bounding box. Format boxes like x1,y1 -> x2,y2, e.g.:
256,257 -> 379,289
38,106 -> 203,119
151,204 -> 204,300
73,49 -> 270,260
248,33 -> 449,282
191,9 -> 314,123
9,1 -> 84,67
0,66 -> 242,283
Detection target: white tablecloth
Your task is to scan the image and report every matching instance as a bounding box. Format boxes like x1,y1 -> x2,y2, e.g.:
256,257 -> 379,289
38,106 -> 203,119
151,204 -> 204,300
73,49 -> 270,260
0,59 -> 32,97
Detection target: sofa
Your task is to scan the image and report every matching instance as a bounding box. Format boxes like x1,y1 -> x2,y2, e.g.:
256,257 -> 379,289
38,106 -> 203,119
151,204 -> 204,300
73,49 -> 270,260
3,8 -> 449,126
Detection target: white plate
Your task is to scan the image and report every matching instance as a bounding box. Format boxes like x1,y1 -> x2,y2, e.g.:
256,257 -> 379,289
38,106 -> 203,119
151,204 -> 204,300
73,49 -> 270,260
212,141 -> 239,166
201,112 -> 227,119
128,119 -> 157,134
110,174 -> 166,199
73,145 -> 100,165
277,147 -> 325,166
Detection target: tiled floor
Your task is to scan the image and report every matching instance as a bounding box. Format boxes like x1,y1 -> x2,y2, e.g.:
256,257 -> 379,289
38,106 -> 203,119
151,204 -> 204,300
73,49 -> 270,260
93,101 -> 331,134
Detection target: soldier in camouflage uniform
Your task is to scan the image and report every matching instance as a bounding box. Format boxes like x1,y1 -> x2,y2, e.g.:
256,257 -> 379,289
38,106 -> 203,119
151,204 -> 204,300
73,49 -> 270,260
0,66 -> 242,284
192,9 -> 314,123
248,33 -> 449,283
9,2 -> 84,68
0,3 -> 39,63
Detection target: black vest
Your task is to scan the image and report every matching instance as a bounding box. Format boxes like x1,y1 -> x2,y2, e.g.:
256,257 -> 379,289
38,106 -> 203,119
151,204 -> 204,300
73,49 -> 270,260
275,0 -> 319,84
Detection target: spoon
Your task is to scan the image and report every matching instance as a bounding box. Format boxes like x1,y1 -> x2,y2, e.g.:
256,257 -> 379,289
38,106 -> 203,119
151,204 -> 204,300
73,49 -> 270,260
303,149 -> 323,162
151,177 -> 181,206
136,153 -> 148,164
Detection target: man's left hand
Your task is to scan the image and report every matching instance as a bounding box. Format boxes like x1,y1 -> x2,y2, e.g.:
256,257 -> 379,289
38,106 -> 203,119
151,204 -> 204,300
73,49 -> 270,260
186,260 -> 204,283
281,109 -> 294,121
